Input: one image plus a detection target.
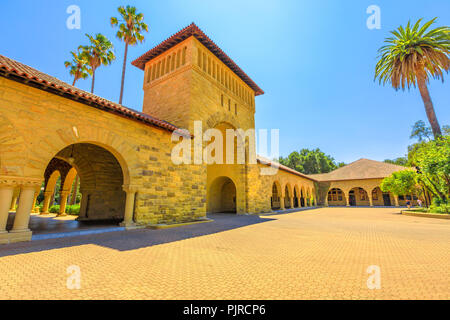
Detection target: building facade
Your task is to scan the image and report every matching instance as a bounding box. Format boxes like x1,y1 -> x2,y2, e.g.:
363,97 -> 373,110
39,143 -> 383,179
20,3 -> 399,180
0,24 -> 318,244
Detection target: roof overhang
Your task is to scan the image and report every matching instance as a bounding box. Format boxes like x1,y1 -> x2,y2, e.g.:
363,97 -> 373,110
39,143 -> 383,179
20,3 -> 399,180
131,23 -> 264,96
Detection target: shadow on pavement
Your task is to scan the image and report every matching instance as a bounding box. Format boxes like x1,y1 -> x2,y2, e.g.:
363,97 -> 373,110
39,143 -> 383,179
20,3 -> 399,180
0,213 -> 275,257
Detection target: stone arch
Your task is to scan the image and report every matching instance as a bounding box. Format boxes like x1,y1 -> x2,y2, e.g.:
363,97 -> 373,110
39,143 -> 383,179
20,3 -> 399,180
348,187 -> 370,206
293,185 -> 300,208
327,188 -> 346,206
300,186 -> 306,207
62,167 -> 78,192
284,183 -> 293,209
24,125 -> 139,186
371,186 -> 394,206
204,111 -> 242,131
207,176 -> 237,214
45,170 -> 61,193
271,181 -> 282,210
41,143 -> 127,220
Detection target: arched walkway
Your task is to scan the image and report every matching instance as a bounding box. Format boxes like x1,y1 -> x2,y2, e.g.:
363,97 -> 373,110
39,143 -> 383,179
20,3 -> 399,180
284,185 -> 292,209
293,186 -> 300,208
327,188 -> 346,206
349,187 -> 369,206
271,182 -> 281,210
41,143 -> 128,222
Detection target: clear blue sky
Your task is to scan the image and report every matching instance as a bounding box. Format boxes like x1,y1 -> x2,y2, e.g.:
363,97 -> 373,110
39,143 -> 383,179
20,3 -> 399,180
1,0 -> 449,163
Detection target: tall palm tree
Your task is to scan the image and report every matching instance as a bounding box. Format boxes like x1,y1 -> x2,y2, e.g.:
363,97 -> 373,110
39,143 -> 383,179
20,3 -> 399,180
375,18 -> 450,138
111,5 -> 148,105
80,33 -> 115,94
64,49 -> 91,86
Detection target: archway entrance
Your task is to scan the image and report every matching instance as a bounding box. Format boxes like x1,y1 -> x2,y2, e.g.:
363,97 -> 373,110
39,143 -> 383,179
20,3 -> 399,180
29,143 -> 127,234
208,176 -> 237,214
271,183 -> 281,210
284,186 -> 292,209
349,190 -> 356,206
293,188 -> 299,208
349,187 -> 369,206
327,188 -> 345,206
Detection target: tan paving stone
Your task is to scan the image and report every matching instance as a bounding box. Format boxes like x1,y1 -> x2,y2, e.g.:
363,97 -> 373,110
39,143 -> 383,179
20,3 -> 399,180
0,208 -> 449,300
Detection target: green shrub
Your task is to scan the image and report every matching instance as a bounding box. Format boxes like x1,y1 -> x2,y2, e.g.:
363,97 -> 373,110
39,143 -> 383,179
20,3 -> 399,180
49,205 -> 60,213
66,204 -> 80,215
429,203 -> 450,214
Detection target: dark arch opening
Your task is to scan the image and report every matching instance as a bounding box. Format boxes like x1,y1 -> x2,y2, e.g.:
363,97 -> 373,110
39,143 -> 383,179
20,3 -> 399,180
208,176 -> 237,214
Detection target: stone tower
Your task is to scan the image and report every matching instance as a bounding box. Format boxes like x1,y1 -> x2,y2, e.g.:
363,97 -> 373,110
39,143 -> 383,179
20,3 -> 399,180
132,23 -> 264,133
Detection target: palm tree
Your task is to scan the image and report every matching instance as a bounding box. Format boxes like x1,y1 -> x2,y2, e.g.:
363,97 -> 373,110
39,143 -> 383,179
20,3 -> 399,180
111,5 -> 148,105
375,18 -> 450,138
80,33 -> 115,94
64,49 -> 91,86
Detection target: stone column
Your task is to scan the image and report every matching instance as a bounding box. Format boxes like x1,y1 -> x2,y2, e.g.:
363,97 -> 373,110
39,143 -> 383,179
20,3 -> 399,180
280,197 -> 285,210
120,185 -> 138,228
41,191 -> 52,215
58,191 -> 69,217
10,194 -> 18,212
368,193 -> 373,207
31,187 -> 40,213
289,196 -> 293,209
394,195 -> 399,207
11,185 -> 35,233
345,193 -> 350,207
0,184 -> 14,233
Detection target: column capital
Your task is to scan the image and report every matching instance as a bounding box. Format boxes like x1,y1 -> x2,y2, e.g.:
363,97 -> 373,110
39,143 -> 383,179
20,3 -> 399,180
122,185 -> 140,193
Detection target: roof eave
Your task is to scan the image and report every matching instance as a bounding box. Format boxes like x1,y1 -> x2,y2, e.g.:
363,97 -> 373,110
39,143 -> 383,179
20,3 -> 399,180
131,23 -> 264,96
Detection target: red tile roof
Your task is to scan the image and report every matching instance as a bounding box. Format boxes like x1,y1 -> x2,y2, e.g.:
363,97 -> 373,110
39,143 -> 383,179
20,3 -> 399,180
131,23 -> 264,96
0,54 -> 180,133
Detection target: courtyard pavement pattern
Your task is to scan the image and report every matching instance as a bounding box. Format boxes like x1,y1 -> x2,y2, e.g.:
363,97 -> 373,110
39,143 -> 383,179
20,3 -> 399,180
0,208 -> 449,300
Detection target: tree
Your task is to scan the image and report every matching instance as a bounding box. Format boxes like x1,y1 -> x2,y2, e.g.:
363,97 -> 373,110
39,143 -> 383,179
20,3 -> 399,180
410,135 -> 450,203
279,149 -> 340,174
111,5 -> 148,105
80,33 -> 115,94
384,157 -> 408,166
380,170 -> 420,196
410,120 -> 433,142
64,49 -> 91,86
375,18 -> 450,138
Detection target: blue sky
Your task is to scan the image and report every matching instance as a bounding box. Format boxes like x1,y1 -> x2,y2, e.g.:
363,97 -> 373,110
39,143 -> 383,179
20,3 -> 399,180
1,0 -> 449,163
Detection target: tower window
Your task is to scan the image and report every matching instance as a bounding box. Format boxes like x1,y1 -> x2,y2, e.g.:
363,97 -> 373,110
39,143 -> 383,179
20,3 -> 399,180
221,94 -> 224,107
182,47 -> 186,65
235,104 -> 237,115
228,99 -> 231,111
146,66 -> 152,83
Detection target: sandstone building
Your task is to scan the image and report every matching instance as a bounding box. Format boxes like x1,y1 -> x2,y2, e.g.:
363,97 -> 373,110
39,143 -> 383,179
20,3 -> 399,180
0,24 -> 410,244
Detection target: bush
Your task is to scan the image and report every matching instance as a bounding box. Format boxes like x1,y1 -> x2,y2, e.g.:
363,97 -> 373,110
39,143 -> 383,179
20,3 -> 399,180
48,204 -> 80,215
429,203 -> 450,214
49,205 -> 60,213
66,204 -> 80,215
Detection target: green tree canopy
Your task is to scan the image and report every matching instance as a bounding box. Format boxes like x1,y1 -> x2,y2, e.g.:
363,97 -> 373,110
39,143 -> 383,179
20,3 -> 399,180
384,157 -> 408,166
380,170 -> 419,196
278,149 -> 343,174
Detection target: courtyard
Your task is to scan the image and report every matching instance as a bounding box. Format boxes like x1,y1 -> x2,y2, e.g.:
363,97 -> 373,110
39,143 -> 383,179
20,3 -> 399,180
0,207 -> 448,300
